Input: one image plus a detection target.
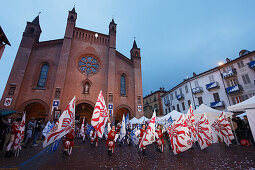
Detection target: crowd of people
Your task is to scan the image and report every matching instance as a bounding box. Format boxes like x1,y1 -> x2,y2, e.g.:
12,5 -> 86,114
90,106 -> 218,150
0,116 -> 45,157
229,115 -> 254,146
1,113 -> 254,158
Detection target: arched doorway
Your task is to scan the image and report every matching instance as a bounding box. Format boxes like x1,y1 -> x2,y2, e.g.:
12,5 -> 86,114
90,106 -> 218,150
24,102 -> 47,121
75,103 -> 94,125
115,107 -> 130,124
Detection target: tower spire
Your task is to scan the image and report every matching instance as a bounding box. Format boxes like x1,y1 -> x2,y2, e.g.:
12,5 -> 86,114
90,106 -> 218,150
32,13 -> 40,25
132,39 -> 138,49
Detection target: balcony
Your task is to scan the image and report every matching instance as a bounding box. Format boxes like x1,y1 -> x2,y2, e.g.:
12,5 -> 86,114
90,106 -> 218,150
221,68 -> 237,79
226,84 -> 243,94
248,61 -> 255,70
164,99 -> 170,106
210,101 -> 225,108
206,82 -> 220,91
192,87 -> 203,94
177,94 -> 184,100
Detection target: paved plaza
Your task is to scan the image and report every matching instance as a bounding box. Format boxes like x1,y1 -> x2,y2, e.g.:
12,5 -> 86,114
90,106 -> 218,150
0,139 -> 254,170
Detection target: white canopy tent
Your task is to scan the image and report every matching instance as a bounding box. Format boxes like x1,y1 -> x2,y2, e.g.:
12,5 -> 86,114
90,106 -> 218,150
129,117 -> 139,126
193,104 -> 233,124
227,96 -> 255,141
157,110 -> 183,124
129,116 -> 150,126
137,116 -> 150,124
193,104 -> 233,143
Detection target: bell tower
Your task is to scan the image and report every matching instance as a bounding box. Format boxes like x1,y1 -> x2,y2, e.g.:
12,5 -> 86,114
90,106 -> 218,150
130,39 -> 143,117
1,15 -> 42,108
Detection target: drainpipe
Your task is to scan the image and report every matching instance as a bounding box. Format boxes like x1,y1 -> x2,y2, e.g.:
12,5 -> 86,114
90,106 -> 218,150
188,80 -> 196,109
218,68 -> 231,106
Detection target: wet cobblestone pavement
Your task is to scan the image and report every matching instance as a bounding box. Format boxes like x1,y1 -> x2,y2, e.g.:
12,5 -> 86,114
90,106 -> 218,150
1,139 -> 255,170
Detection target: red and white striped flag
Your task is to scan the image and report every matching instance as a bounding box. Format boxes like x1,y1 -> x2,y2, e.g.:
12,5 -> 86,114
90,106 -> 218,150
139,111 -> 156,148
80,117 -> 85,137
91,91 -> 109,138
196,113 -> 212,150
211,112 -> 234,146
168,114 -> 192,154
14,112 -> 26,151
43,97 -> 75,148
186,105 -> 197,142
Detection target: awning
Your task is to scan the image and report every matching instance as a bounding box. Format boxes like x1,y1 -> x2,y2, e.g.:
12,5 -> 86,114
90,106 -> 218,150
0,109 -> 17,116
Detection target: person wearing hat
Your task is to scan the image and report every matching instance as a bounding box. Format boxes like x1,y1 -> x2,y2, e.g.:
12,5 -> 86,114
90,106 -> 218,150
5,118 -> 21,157
106,118 -> 118,156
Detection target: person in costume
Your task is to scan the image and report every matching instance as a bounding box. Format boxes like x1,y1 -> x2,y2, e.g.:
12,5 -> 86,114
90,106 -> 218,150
90,127 -> 98,147
106,118 -> 118,156
126,124 -> 132,146
63,128 -> 75,157
135,124 -> 147,155
5,118 -> 21,157
155,124 -> 164,152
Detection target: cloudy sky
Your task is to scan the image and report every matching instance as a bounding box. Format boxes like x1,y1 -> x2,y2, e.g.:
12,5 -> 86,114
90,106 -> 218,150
1,0 -> 255,98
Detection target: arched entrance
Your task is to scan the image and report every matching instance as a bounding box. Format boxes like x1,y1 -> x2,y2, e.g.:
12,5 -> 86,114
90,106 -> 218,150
75,103 -> 94,125
115,107 -> 130,124
24,102 -> 47,121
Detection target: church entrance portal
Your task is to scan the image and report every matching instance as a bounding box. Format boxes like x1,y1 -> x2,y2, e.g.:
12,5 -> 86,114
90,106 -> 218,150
115,107 -> 130,125
75,103 -> 94,125
24,102 -> 47,121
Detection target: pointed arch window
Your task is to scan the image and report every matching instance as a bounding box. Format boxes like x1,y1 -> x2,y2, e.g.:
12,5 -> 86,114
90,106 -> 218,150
37,64 -> 49,88
120,74 -> 126,96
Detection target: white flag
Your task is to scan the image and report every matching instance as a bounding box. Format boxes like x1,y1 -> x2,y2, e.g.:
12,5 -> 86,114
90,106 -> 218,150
91,91 -> 109,138
211,113 -> 234,146
42,121 -> 53,137
80,117 -> 85,137
14,113 -> 26,150
168,114 -> 192,154
139,111 -> 156,148
119,114 -> 126,141
196,113 -> 213,150
43,97 -> 75,148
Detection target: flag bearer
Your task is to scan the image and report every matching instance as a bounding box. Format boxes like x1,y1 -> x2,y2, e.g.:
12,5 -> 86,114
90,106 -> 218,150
106,118 -> 118,156
5,118 -> 21,157
155,124 -> 164,152
63,128 -> 75,157
135,124 -> 147,155
90,128 -> 98,147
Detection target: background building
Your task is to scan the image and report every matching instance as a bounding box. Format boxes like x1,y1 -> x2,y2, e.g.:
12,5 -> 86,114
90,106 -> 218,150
0,26 -> 11,60
143,87 -> 166,118
0,8 -> 144,124
162,50 -> 255,115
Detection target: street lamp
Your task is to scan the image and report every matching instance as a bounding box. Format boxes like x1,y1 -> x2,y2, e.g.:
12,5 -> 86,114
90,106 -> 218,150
218,61 -> 224,66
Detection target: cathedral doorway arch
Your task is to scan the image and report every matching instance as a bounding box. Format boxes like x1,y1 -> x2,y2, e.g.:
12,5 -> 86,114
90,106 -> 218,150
114,105 -> 132,124
75,103 -> 94,125
24,102 -> 47,121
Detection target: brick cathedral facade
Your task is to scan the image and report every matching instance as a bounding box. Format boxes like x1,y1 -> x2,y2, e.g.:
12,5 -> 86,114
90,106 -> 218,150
1,8 -> 144,123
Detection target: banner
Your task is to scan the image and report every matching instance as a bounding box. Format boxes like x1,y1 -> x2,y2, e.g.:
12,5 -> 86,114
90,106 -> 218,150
119,114 -> 126,141
43,97 -> 75,148
14,113 -> 26,151
168,114 -> 192,154
196,113 -> 212,150
91,91 -> 109,138
139,111 -> 156,148
42,121 -> 54,137
211,113 -> 234,146
186,105 -> 197,142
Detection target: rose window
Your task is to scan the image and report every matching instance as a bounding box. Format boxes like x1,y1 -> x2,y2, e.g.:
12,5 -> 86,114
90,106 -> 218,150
78,56 -> 100,75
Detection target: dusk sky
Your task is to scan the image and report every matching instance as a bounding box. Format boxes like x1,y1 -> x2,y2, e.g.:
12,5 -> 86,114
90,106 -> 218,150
1,0 -> 255,98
